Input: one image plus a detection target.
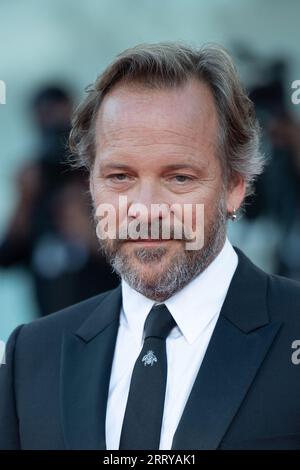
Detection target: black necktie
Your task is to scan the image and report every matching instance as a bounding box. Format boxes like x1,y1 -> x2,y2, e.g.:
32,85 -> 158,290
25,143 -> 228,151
118,304 -> 177,450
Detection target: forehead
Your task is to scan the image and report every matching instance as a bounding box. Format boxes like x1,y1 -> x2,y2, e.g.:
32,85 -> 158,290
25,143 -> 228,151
95,79 -> 218,151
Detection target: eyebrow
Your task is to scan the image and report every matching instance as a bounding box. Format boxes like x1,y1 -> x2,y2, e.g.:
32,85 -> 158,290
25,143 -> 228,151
99,163 -> 133,171
159,163 -> 202,171
98,162 -> 203,172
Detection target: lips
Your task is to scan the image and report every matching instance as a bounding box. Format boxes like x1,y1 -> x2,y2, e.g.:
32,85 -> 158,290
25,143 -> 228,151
126,238 -> 172,242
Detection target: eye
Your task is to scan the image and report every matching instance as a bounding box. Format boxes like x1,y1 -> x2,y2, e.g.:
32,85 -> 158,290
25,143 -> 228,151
107,173 -> 129,182
171,175 -> 194,183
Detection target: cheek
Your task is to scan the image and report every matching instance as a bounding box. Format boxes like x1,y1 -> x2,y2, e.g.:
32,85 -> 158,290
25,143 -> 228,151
90,173 -> 115,204
92,188 -> 108,207
186,190 -> 221,233
92,185 -> 120,213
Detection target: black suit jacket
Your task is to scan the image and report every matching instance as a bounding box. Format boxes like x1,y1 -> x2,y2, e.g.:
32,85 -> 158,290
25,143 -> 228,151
1,246 -> 300,450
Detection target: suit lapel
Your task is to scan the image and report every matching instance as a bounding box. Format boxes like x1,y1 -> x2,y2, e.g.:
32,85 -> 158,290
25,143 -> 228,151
60,247 -> 283,450
60,284 -> 122,450
172,247 -> 282,449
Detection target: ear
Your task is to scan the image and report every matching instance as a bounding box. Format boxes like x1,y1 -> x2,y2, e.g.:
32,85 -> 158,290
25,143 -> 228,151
226,172 -> 246,214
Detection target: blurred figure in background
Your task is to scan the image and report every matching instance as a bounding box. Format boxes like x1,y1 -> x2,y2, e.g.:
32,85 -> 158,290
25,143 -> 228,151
246,62 -> 300,280
0,86 -> 119,316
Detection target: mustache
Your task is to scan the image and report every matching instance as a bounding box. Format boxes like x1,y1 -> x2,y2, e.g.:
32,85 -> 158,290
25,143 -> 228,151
93,216 -> 198,242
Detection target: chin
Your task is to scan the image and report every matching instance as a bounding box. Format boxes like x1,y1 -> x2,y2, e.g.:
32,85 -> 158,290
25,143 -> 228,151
135,263 -> 167,278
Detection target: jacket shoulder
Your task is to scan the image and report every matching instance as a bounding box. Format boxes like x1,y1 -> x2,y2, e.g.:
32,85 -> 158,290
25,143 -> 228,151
15,285 -> 120,346
267,272 -> 300,322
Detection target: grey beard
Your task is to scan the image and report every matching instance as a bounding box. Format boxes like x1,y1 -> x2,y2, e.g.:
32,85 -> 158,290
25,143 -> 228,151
98,197 -> 227,302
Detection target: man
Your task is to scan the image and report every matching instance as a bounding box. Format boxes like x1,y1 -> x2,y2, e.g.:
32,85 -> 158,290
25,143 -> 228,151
1,42 -> 300,450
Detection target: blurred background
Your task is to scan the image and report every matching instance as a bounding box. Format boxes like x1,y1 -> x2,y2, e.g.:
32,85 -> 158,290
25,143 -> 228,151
1,0 -> 300,342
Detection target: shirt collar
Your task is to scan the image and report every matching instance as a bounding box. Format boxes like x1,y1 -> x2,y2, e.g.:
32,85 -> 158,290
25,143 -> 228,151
121,237 -> 238,345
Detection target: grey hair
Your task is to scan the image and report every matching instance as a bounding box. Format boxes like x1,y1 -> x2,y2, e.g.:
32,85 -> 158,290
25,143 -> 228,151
69,41 -> 266,204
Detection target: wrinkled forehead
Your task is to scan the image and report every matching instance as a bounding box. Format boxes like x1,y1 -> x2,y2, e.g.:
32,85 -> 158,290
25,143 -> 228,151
94,79 -> 219,152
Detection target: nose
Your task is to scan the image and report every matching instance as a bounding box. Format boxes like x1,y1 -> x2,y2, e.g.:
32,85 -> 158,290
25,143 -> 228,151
128,180 -> 169,225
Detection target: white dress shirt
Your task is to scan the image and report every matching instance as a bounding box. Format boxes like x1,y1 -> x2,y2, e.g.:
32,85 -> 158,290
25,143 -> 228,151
105,237 -> 238,450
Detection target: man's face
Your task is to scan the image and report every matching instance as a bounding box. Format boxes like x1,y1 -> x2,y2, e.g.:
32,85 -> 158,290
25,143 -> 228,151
90,79 -> 239,301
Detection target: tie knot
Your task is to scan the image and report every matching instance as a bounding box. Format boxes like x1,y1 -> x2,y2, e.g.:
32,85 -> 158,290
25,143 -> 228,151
144,304 -> 176,340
